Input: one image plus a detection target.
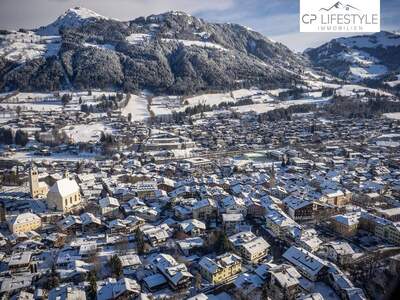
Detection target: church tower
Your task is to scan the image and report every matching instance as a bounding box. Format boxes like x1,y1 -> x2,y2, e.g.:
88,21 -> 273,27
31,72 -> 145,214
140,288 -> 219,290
29,163 -> 39,198
29,163 -> 48,199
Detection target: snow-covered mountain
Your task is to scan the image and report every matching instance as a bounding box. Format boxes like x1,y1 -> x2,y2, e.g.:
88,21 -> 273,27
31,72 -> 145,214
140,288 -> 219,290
305,31 -> 400,87
0,7 -> 309,93
36,7 -> 109,36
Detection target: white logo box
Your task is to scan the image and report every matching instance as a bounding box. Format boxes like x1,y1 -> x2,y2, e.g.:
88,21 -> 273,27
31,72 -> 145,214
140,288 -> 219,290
300,0 -> 380,33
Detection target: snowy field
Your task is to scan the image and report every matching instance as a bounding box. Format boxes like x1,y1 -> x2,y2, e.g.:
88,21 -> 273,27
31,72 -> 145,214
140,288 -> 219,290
121,95 -> 150,121
150,96 -> 181,117
6,151 -> 98,162
126,33 -> 151,44
62,123 -> 114,143
0,91 -> 126,112
0,31 -> 61,63
385,74 -> 400,88
0,102 -> 63,112
182,92 -> 235,108
231,97 -> 329,114
162,39 -> 227,51
335,84 -> 393,97
383,112 -> 400,120
83,42 -> 115,51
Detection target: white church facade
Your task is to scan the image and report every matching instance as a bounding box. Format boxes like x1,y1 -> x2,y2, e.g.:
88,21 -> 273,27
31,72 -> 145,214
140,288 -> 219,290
29,165 -> 81,213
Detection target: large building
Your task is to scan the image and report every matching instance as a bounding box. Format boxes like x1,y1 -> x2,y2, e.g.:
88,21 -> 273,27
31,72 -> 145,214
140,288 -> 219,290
199,253 -> 242,284
47,173 -> 81,213
8,212 -> 41,234
330,214 -> 359,237
229,231 -> 270,262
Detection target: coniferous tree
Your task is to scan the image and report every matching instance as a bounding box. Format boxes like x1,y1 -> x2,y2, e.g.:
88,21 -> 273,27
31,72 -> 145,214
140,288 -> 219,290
87,270 -> 97,299
135,228 -> 145,255
15,130 -> 28,146
109,255 -> 122,278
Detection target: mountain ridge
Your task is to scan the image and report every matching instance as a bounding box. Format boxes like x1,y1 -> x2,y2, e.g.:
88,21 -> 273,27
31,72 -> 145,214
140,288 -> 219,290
0,7 -> 308,94
304,31 -> 400,91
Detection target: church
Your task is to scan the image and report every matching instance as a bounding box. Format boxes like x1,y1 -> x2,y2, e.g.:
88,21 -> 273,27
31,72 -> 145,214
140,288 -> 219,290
29,164 -> 81,213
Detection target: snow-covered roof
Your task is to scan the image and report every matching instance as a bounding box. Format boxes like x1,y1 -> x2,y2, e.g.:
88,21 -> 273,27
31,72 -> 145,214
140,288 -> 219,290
48,178 -> 80,197
283,246 -> 327,280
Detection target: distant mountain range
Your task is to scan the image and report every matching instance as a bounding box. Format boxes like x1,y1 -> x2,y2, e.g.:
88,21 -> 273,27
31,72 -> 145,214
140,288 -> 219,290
0,7 -> 399,94
305,31 -> 400,90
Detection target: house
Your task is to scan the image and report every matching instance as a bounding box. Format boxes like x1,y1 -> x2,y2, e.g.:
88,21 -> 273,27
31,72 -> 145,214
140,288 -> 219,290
325,241 -> 355,265
241,237 -> 270,262
8,251 -> 32,273
47,174 -> 81,213
177,237 -> 204,256
321,190 -> 352,207
265,206 -> 298,238
192,199 -> 217,222
97,277 -> 140,300
375,221 -> 400,246
222,213 -> 244,234
331,214 -> 359,237
47,286 -> 87,300
119,254 -> 142,274
141,224 -> 170,247
99,196 -> 120,217
151,254 -> 193,290
80,213 -> 104,232
283,246 -> 329,281
8,212 -> 41,234
283,196 -> 315,222
143,273 -> 168,292
229,231 -> 270,262
375,207 -> 400,222
134,181 -> 158,199
267,264 -> 302,300
0,275 -> 32,295
233,272 -> 263,299
179,219 -> 206,236
199,252 -> 242,284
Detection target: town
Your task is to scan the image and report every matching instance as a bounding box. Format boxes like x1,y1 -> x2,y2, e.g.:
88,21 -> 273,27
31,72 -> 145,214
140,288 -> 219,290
0,85 -> 400,300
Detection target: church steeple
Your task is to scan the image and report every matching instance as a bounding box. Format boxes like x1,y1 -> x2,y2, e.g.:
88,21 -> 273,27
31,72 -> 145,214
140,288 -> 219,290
28,162 -> 48,199
29,162 -> 39,198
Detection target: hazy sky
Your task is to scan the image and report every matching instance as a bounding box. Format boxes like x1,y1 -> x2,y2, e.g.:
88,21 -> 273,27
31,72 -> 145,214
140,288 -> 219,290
1,0 -> 399,51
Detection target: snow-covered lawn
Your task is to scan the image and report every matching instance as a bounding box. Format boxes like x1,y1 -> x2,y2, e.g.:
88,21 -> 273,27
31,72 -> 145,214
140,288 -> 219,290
121,95 -> 150,121
62,123 -> 113,143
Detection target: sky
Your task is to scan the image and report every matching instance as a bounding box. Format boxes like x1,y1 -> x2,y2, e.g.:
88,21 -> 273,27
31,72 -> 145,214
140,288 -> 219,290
0,0 -> 399,52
